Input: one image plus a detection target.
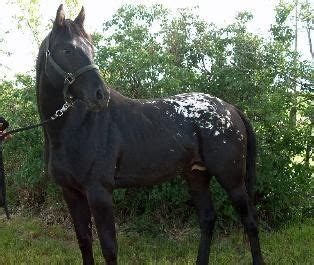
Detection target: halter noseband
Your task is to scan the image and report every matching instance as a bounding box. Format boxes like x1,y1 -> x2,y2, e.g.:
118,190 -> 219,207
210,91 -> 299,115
45,33 -> 99,102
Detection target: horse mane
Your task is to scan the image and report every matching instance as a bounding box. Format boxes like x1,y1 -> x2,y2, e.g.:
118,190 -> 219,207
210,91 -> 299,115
35,37 -> 47,111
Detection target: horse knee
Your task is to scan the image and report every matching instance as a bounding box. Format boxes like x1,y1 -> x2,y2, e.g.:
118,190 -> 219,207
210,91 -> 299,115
78,235 -> 92,249
204,209 -> 216,224
243,217 -> 259,234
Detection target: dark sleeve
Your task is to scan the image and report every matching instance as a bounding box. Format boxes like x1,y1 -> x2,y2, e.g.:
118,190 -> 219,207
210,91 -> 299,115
0,117 -> 9,130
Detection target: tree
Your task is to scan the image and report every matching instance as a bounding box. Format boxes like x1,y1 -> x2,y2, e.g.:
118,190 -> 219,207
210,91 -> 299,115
5,0 -> 83,52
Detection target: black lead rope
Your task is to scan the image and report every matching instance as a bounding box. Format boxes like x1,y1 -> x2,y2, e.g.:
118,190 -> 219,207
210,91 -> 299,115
1,120 -> 50,139
0,100 -> 73,140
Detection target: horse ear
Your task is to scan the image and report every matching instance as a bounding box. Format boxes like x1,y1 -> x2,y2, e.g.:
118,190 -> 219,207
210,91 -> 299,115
74,6 -> 85,27
54,4 -> 65,28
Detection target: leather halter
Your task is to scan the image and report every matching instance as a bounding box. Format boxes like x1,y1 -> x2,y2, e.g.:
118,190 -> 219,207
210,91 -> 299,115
45,33 -> 99,102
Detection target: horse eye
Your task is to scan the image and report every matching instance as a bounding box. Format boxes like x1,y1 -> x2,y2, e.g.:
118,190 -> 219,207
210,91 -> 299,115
63,49 -> 72,55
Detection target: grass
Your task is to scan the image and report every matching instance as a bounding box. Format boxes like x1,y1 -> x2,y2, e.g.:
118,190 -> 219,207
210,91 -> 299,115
0,215 -> 313,264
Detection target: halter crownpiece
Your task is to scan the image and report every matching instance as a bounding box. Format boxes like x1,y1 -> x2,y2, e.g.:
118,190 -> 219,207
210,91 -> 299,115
45,33 -> 99,102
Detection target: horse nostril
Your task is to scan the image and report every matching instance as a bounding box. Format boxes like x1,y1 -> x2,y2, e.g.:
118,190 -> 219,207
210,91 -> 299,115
96,89 -> 104,101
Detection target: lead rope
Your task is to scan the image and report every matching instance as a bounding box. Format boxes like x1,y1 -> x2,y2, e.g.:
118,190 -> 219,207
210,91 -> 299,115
1,101 -> 74,139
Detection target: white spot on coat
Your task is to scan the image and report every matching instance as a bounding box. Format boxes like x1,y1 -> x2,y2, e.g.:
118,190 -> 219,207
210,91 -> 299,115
163,93 -> 232,131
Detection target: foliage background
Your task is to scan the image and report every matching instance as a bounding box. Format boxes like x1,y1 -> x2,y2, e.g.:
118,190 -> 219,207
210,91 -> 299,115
0,1 -> 312,230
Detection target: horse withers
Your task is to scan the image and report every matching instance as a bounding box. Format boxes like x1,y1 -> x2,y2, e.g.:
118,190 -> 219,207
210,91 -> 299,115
36,5 -> 264,265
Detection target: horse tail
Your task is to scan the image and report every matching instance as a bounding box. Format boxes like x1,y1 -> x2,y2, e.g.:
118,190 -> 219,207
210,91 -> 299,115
236,109 -> 257,202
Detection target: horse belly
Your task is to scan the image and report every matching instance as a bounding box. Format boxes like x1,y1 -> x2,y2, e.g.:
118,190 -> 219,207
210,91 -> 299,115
114,147 -> 187,188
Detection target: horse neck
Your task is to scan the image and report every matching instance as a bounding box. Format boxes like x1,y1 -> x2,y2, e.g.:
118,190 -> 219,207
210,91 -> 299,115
38,75 -> 63,120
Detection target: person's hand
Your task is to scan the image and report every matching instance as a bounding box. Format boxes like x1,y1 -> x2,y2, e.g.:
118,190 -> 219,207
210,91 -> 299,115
0,123 -> 11,141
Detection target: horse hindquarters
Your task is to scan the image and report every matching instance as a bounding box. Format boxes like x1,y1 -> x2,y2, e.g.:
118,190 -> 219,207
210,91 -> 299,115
200,125 -> 264,264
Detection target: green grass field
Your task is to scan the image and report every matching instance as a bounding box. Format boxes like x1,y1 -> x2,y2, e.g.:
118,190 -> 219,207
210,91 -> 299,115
0,216 -> 312,264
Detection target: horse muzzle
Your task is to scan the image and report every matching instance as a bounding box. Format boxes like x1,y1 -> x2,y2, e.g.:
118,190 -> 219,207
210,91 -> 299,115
83,86 -> 110,112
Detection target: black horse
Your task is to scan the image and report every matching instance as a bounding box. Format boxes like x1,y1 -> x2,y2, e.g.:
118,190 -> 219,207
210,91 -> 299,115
36,5 -> 264,265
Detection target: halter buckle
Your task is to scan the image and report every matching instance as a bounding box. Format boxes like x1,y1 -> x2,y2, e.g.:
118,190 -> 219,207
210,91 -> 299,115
64,73 -> 75,85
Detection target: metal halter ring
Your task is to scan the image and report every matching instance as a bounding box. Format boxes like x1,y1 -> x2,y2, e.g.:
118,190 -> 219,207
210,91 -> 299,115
64,73 -> 75,85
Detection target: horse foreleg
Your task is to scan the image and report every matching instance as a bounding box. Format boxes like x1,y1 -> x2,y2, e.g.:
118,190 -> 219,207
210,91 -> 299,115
186,171 -> 216,265
86,183 -> 117,265
62,187 -> 94,265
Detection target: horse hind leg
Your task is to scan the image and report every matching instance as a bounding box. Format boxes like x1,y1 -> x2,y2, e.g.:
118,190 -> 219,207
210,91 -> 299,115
185,169 -> 216,265
216,174 -> 264,265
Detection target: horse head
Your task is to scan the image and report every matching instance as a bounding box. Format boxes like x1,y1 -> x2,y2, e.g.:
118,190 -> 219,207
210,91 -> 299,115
44,4 -> 108,111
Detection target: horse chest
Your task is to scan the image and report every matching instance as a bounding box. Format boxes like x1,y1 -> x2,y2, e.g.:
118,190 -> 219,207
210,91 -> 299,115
48,136 -> 117,189
48,149 -> 79,187
48,148 -> 95,187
